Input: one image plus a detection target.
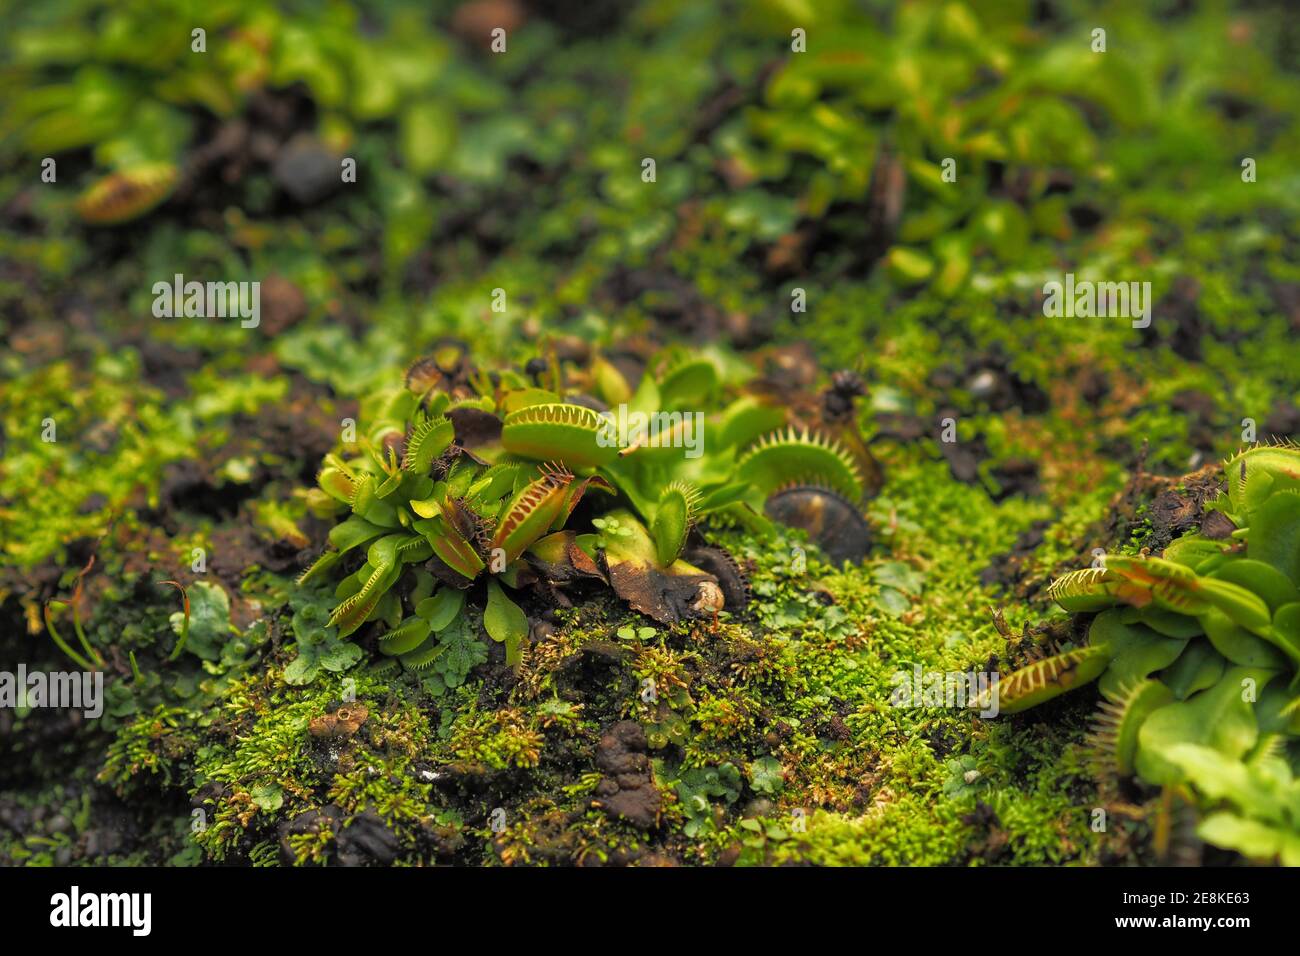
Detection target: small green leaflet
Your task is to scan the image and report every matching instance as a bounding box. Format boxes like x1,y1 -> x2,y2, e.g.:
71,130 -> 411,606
484,579 -> 528,667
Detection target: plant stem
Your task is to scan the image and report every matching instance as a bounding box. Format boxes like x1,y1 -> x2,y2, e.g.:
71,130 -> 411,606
43,602 -> 96,671
163,581 -> 191,661
70,598 -> 104,667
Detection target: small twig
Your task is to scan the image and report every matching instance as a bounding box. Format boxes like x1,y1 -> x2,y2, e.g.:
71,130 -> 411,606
986,605 -> 1013,641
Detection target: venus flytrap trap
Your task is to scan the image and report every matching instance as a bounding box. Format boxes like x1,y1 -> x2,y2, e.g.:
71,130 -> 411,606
982,442 -> 1300,863
75,164 -> 179,225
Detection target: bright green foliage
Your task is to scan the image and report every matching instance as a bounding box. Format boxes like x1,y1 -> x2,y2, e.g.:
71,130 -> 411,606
1165,744 -> 1300,866
674,763 -> 742,837
413,616 -> 487,697
283,586 -> 362,685
1006,444 -> 1300,864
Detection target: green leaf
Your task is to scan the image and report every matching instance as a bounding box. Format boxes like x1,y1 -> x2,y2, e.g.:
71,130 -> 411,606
284,596 -> 361,686
1135,667 -> 1268,786
435,616 -> 488,685
749,757 -> 785,795
484,580 -> 528,667
250,783 -> 284,813
1197,812 -> 1300,866
1200,607 -> 1288,669
317,641 -> 363,673
874,561 -> 925,593
1128,606 -> 1203,639
874,586 -> 910,616
1160,639 -> 1225,699
1248,492 -> 1300,585
1091,609 -> 1186,700
399,102 -> 455,175
1269,603 -> 1300,664
416,586 -> 466,632
328,515 -> 387,553
283,654 -> 316,686
170,581 -> 234,662
379,617 -> 433,655
1210,559 -> 1300,613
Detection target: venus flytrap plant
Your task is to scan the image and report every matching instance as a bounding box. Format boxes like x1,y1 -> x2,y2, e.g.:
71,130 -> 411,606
484,579 -> 529,667
299,345 -> 882,675
986,443 -> 1300,864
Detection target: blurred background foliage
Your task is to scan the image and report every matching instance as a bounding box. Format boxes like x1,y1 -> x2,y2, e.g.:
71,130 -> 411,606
2,0 -> 1298,572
